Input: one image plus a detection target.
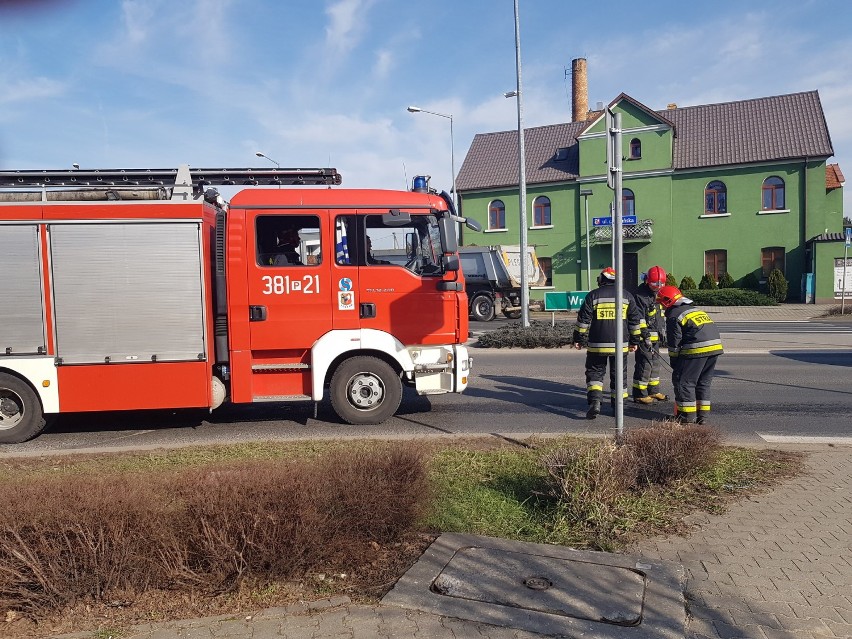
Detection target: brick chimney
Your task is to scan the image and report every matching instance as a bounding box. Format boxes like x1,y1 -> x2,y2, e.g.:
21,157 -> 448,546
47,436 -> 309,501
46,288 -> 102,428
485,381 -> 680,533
571,58 -> 588,122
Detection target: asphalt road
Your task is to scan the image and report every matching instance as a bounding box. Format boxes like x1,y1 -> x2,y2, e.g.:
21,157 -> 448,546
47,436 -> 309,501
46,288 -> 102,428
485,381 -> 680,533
1,322 -> 850,456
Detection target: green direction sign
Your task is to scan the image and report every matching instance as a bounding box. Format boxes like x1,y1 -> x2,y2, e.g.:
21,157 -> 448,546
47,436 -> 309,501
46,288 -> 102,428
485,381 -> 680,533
544,291 -> 588,311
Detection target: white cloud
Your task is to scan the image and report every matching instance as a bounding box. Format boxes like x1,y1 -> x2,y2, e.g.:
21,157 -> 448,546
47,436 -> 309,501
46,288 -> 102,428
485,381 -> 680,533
0,76 -> 66,105
324,0 -> 375,56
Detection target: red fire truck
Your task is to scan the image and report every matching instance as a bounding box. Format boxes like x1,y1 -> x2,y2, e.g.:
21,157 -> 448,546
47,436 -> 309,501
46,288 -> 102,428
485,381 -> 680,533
0,166 -> 477,443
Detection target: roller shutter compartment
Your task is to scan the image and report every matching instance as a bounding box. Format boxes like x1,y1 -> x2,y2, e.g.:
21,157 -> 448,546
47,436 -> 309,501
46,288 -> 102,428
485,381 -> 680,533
0,225 -> 46,355
50,222 -> 206,364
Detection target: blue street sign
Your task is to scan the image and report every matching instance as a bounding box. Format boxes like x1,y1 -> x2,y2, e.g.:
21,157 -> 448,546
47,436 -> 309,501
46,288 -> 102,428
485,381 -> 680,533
592,215 -> 638,227
846,227 -> 851,247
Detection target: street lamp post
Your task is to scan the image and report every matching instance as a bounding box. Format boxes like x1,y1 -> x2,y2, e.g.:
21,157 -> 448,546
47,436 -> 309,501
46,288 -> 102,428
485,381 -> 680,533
406,106 -> 455,211
505,0 -> 530,328
580,189 -> 593,290
255,151 -> 280,168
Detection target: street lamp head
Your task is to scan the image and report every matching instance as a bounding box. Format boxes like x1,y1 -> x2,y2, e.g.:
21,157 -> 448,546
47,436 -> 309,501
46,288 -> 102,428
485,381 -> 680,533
406,106 -> 421,113
504,91 -> 518,98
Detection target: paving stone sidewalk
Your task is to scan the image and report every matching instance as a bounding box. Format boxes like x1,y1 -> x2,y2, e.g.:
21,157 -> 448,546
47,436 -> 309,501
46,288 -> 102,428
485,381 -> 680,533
637,445 -> 852,639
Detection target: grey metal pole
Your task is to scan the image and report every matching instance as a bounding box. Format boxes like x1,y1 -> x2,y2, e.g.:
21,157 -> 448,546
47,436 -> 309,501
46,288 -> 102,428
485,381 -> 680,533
585,195 -> 592,290
843,244 -> 848,315
512,0 -> 529,327
449,115 -> 456,212
611,111 -> 625,440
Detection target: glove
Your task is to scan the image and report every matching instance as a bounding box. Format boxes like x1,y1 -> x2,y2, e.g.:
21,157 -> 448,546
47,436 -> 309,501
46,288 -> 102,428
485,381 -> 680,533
572,329 -> 587,348
629,333 -> 643,347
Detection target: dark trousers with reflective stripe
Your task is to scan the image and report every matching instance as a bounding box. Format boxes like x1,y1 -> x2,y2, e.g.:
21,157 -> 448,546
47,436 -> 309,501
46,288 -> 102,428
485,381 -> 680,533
632,342 -> 662,397
671,355 -> 718,417
585,352 -> 629,404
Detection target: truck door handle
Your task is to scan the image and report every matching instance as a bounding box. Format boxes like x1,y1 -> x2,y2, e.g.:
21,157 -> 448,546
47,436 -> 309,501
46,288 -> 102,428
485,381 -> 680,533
360,303 -> 376,319
249,305 -> 267,321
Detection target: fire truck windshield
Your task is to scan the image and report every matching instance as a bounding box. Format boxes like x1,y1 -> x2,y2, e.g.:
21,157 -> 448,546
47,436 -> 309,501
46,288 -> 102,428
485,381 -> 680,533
365,213 -> 444,275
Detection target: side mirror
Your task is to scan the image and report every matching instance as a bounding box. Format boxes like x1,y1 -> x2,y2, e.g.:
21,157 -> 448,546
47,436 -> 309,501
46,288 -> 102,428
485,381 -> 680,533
438,216 -> 458,253
465,218 -> 482,232
442,254 -> 460,272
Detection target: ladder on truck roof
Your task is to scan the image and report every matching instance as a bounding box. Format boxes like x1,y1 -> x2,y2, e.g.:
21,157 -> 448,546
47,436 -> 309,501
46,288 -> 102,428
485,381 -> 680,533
0,165 -> 342,202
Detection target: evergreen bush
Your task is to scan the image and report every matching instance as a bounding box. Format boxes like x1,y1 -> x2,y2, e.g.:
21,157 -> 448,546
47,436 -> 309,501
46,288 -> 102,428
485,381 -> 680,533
768,268 -> 788,302
717,272 -> 735,288
679,276 -> 697,290
698,274 -> 718,290
685,288 -> 777,306
665,272 -> 677,286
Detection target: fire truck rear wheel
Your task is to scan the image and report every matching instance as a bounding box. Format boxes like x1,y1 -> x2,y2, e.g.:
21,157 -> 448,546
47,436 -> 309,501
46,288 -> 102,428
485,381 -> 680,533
0,373 -> 46,444
471,294 -> 496,322
330,356 -> 402,425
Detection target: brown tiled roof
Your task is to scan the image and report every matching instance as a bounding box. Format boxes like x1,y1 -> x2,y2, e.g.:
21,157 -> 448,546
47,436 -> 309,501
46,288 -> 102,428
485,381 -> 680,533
456,122 -> 585,192
457,90 -> 835,192
666,91 -> 833,169
826,163 -> 845,189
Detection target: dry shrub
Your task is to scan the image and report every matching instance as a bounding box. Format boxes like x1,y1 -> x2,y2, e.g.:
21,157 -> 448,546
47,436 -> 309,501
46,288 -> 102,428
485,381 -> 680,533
541,440 -> 638,525
0,475 -> 178,615
0,443 -> 427,615
624,422 -> 721,485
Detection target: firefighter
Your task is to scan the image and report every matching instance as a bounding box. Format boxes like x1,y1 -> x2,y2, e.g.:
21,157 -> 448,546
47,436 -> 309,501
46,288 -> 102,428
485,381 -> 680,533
572,267 -> 645,419
657,285 -> 724,424
632,266 -> 669,404
272,226 -> 302,266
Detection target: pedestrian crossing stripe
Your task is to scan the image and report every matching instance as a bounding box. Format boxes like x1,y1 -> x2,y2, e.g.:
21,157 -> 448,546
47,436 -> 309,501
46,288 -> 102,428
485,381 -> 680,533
758,434 -> 852,445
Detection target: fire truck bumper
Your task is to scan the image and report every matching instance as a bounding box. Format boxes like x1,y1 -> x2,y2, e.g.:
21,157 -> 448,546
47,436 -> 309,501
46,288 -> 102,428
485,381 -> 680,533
410,344 -> 471,395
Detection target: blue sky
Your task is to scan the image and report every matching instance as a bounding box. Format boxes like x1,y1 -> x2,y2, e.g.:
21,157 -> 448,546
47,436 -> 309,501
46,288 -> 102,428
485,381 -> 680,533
1,0 -> 850,214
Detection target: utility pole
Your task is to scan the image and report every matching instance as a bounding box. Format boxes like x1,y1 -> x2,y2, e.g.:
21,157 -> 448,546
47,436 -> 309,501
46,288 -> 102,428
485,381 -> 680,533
607,107 -> 624,441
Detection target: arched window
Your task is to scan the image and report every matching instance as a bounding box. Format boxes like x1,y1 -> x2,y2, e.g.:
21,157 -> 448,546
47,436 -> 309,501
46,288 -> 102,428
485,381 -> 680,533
705,181 -> 727,215
532,196 -> 551,227
488,200 -> 506,230
622,188 -> 635,217
762,177 -> 785,210
629,138 -> 641,159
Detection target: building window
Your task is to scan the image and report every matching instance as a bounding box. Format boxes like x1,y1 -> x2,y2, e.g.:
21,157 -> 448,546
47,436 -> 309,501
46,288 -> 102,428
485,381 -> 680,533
622,189 -> 635,216
488,200 -> 505,230
629,138 -> 641,159
705,249 -> 727,281
704,181 -> 727,215
532,196 -> 551,226
762,176 -> 785,210
761,247 -> 785,276
538,257 -> 553,286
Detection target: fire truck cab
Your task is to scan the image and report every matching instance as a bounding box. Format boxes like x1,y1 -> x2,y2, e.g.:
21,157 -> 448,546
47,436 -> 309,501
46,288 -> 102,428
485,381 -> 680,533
0,166 -> 476,443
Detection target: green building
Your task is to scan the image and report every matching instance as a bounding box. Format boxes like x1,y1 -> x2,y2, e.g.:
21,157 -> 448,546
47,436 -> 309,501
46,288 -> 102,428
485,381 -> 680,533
456,89 -> 845,303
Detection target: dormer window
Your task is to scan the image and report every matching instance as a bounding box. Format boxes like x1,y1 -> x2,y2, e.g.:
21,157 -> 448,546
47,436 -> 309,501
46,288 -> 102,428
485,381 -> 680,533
629,138 -> 641,159
554,147 -> 569,161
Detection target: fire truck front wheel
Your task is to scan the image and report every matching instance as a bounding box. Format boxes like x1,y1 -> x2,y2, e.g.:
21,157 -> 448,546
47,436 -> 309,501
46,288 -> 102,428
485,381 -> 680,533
0,373 -> 46,444
330,356 -> 402,425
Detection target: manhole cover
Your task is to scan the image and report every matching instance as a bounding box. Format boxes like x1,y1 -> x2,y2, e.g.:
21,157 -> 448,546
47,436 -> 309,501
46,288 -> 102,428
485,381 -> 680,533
524,576 -> 552,591
432,546 -> 644,623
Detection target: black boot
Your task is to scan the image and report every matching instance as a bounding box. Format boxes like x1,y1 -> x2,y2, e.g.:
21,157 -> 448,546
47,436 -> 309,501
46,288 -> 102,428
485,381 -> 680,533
586,400 -> 601,420
696,414 -> 707,425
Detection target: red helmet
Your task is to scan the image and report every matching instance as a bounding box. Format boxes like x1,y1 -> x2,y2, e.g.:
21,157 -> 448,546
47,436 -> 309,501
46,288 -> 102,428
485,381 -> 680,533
645,266 -> 667,292
656,285 -> 683,309
598,267 -> 616,283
